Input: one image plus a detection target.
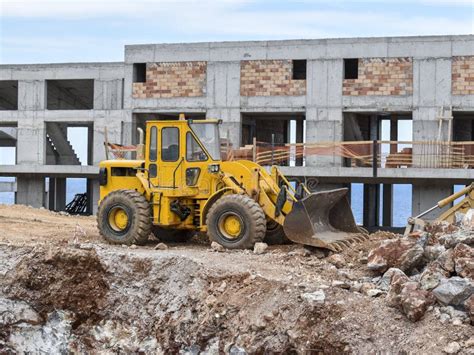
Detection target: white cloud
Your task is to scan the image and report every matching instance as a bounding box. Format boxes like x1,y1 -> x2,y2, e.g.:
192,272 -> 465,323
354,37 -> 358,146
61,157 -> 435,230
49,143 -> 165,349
0,0 -> 472,63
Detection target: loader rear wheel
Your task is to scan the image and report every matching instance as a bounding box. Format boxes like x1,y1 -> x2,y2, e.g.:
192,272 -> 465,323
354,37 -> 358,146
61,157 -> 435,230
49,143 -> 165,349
152,227 -> 194,243
97,189 -> 151,245
264,220 -> 291,245
206,194 -> 266,249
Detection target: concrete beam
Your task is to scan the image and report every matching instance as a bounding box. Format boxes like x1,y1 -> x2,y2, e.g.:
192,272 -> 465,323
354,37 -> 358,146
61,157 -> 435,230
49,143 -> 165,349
278,166 -> 474,184
0,164 -> 99,178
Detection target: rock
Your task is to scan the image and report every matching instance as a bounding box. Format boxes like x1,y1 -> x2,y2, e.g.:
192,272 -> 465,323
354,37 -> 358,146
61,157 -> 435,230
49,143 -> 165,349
419,264 -> 449,291
386,272 -> 410,307
154,243 -> 168,250
367,235 -> 426,274
443,342 -> 461,354
436,249 -> 455,273
424,245 -> 446,262
440,306 -> 470,324
452,243 -> 474,278
432,276 -> 474,306
0,297 -> 41,326
253,242 -> 268,255
366,289 -> 384,297
360,282 -> 376,295
426,221 -> 459,239
217,281 -> 227,293
210,241 -> 225,252
358,251 -> 368,264
439,229 -> 474,248
462,209 -> 474,228
301,290 -> 325,306
229,345 -> 247,354
205,294 -> 217,305
327,254 -> 346,268
398,282 -> 435,322
130,244 -> 138,249
287,247 -> 312,257
465,336 -> 474,348
465,295 -> 474,324
378,268 -> 406,291
332,280 -> 351,289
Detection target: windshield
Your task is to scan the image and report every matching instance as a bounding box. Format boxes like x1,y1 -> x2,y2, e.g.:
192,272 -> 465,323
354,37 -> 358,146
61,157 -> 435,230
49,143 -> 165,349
189,122 -> 221,161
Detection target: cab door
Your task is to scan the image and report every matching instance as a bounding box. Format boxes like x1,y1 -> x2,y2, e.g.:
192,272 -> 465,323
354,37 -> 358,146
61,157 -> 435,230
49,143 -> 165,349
158,125 -> 183,189
145,124 -> 159,187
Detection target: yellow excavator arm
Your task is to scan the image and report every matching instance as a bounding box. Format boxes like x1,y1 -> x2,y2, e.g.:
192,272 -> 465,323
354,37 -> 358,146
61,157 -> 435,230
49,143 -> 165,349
405,183 -> 474,234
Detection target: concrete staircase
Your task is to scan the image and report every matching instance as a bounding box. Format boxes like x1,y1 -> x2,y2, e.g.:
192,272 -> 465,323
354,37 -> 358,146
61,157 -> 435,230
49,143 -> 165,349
46,123 -> 81,165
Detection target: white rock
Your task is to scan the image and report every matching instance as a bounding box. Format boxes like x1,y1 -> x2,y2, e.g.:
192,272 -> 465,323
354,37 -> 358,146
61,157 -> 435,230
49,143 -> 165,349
301,290 -> 326,306
210,241 -> 225,252
154,243 -> 168,250
253,242 -> 268,255
367,289 -> 384,297
443,342 -> 461,354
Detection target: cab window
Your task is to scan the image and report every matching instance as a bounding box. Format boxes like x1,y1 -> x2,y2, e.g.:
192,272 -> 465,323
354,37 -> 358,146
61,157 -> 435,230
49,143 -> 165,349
149,126 -> 157,162
186,132 -> 208,161
161,127 -> 179,162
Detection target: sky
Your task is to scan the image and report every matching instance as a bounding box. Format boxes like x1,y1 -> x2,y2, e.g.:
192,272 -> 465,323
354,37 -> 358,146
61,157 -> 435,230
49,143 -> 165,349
0,0 -> 473,64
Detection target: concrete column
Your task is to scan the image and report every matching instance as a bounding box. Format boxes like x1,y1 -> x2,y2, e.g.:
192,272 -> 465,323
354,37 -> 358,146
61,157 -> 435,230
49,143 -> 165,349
206,61 -> 241,148
412,58 -> 452,166
296,119 -> 304,166
88,179 -> 100,215
390,117 -> 398,152
382,184 -> 393,227
48,178 -> 66,211
412,184 -> 452,220
363,184 -> 380,228
208,108 -> 241,148
16,176 -> 45,208
305,59 -> 344,168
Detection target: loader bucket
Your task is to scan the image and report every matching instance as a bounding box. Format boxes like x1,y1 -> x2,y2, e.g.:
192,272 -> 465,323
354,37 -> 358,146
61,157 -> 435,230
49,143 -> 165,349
283,188 -> 365,251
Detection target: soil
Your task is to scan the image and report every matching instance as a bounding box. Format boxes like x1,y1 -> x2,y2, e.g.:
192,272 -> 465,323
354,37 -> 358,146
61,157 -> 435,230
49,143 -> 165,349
0,205 -> 472,353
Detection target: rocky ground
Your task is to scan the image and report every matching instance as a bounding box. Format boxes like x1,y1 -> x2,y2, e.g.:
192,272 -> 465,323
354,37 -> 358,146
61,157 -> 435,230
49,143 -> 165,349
0,204 -> 472,354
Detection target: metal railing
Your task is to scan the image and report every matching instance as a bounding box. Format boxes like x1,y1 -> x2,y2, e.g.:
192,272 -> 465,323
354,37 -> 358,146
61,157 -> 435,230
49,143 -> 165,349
223,140 -> 474,170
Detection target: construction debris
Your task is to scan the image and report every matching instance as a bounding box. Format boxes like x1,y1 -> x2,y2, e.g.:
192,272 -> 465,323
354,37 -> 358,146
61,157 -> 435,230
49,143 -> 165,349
0,205 -> 472,353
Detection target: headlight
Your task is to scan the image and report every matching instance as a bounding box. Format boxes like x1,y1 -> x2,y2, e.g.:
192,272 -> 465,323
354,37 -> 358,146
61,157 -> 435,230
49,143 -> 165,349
208,164 -> 220,173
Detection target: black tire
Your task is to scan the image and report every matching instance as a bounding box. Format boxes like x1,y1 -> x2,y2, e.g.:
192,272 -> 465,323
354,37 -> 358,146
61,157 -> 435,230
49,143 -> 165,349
264,220 -> 291,245
206,194 -> 266,249
97,189 -> 151,245
152,226 -> 194,243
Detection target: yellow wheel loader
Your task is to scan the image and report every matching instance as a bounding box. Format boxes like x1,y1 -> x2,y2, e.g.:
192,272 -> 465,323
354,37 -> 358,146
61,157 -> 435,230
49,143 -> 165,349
97,118 -> 364,251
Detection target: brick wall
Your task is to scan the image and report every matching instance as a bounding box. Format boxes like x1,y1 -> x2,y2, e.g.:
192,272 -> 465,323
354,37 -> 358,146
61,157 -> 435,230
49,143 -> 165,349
240,60 -> 306,96
132,62 -> 206,98
452,56 -> 474,95
343,58 -> 413,96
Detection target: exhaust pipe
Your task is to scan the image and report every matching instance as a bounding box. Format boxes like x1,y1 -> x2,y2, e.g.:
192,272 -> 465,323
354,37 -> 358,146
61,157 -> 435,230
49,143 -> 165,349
136,127 -> 145,159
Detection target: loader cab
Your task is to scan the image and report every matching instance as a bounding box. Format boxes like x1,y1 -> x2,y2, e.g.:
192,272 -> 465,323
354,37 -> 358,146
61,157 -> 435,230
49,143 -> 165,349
145,119 -> 221,190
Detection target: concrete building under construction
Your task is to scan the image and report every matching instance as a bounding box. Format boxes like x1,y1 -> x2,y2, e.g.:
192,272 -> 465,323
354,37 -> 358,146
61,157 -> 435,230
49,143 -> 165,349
0,35 -> 473,229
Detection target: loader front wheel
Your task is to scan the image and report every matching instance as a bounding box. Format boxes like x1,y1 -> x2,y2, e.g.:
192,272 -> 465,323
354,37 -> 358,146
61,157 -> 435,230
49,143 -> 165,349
207,194 -> 266,249
97,189 -> 152,245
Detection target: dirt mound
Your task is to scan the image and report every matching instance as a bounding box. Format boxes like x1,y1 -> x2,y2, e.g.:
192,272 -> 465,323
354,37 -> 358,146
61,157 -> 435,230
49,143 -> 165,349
0,205 -> 472,353
4,247 -> 108,328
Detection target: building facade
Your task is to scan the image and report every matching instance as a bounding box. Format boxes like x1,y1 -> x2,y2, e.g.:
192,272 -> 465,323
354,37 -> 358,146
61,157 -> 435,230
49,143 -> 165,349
0,35 -> 473,227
